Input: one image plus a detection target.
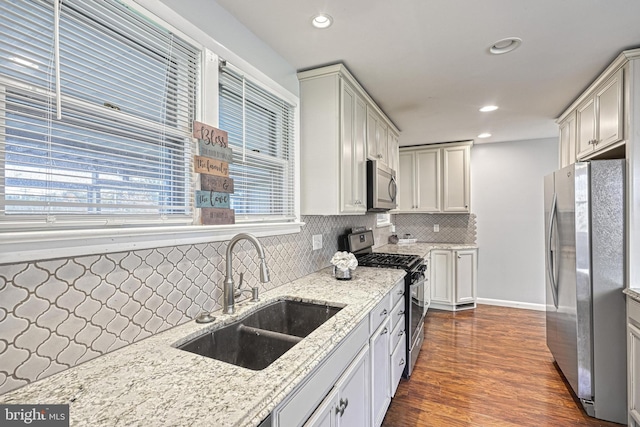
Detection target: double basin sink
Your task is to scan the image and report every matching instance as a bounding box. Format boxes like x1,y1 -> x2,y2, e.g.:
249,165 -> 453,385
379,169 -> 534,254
177,300 -> 343,370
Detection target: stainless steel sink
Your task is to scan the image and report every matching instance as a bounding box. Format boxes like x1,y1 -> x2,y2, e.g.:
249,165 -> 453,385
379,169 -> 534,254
177,300 -> 343,370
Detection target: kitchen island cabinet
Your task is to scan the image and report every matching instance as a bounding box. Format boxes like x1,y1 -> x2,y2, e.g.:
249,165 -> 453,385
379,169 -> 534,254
625,290 -> 640,426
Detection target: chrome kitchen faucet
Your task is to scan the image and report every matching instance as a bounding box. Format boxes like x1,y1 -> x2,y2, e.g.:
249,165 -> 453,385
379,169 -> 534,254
223,233 -> 270,314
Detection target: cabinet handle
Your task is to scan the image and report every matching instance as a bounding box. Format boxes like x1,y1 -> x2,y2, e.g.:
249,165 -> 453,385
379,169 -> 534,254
399,358 -> 405,366
335,398 -> 349,416
381,309 -> 388,316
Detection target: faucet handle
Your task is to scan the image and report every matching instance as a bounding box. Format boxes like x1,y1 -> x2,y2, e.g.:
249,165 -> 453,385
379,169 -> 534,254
251,287 -> 260,302
238,272 -> 244,289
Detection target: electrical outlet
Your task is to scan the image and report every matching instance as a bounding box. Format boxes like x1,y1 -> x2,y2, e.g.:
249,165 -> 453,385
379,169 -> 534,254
312,234 -> 323,250
434,224 -> 440,232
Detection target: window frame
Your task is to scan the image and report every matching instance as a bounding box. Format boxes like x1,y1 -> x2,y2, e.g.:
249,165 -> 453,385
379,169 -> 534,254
0,0 -> 302,264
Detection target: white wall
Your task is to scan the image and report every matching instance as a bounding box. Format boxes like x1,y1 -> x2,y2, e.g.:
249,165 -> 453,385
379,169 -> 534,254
153,0 -> 299,95
471,138 -> 557,308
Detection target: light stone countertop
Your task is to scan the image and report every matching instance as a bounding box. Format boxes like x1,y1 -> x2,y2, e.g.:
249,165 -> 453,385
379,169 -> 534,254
375,242 -> 478,258
0,267 -> 406,427
624,288 -> 640,303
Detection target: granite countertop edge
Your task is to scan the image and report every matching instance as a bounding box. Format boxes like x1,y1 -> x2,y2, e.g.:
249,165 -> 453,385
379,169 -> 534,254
375,242 -> 478,258
0,266 -> 406,427
624,287 -> 640,302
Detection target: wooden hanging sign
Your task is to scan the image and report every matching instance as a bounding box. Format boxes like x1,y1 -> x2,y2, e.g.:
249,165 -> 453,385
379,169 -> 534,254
194,155 -> 229,177
195,190 -> 231,208
193,121 -> 228,148
201,208 -> 235,225
198,140 -> 233,163
201,174 -> 234,193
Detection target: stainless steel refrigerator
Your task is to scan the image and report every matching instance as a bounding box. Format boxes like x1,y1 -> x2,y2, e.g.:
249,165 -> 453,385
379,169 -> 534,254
544,160 -> 626,424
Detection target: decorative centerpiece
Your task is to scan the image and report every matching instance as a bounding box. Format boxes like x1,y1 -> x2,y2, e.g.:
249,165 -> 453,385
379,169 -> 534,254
330,251 -> 358,280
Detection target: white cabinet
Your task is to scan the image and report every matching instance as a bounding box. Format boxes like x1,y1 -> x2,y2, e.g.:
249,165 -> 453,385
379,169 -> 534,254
559,111 -> 577,168
575,68 -> 624,159
304,346 -> 370,427
430,248 -> 478,311
387,130 -> 399,173
370,317 -> 391,427
629,298 -> 640,426
298,67 -> 367,215
398,141 -> 471,213
367,107 -> 388,165
274,319 -> 369,427
442,144 -> 471,212
298,64 -> 399,215
274,278 -> 405,427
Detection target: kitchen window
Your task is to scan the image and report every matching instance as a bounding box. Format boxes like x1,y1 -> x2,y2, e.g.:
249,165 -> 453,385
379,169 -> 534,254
218,63 -> 296,223
0,0 -> 198,230
0,0 -> 301,263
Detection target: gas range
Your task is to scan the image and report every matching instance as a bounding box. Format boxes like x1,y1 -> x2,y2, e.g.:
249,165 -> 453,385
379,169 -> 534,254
355,252 -> 422,272
339,229 -> 427,378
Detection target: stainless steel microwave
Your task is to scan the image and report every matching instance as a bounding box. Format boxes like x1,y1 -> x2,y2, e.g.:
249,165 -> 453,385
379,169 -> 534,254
367,159 -> 397,211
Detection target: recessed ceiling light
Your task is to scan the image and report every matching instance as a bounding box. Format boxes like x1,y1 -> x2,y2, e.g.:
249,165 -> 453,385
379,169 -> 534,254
478,133 -> 492,139
489,37 -> 522,55
311,14 -> 333,29
479,105 -> 498,112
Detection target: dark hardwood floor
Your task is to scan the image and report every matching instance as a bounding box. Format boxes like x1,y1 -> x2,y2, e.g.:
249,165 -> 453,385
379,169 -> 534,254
382,305 -> 624,427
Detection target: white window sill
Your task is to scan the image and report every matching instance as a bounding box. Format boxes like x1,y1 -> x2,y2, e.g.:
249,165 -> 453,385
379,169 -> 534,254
0,222 -> 304,264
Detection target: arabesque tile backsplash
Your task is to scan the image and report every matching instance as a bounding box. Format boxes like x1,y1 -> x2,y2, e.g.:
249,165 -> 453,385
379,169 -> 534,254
0,212 -> 475,395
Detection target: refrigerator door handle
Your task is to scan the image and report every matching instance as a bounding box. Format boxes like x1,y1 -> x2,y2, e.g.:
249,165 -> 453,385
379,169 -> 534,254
547,192 -> 559,308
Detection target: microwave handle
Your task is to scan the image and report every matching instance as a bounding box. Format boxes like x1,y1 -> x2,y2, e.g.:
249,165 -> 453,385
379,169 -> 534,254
389,176 -> 397,202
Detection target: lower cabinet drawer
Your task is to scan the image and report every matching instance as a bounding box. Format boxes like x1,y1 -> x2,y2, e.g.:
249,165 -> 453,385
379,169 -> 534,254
390,336 -> 406,397
390,315 -> 405,352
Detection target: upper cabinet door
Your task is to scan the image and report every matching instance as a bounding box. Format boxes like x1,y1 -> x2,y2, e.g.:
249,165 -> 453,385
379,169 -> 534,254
596,68 -> 624,150
576,96 -> 597,159
559,111 -> 576,168
442,145 -> 470,212
397,152 -> 415,211
415,149 -> 441,212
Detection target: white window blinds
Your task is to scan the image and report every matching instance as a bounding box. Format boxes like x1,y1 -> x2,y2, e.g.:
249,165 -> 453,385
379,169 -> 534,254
0,0 -> 199,230
218,63 -> 296,222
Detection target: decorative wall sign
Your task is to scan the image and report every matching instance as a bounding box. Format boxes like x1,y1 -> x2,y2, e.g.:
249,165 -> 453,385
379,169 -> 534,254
198,141 -> 234,163
193,121 -> 228,148
194,155 -> 229,177
201,174 -> 234,193
195,190 -> 231,208
201,207 -> 235,225
193,120 -> 235,225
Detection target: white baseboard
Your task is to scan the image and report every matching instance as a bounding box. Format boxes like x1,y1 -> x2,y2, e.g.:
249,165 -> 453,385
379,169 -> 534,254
476,298 -> 546,311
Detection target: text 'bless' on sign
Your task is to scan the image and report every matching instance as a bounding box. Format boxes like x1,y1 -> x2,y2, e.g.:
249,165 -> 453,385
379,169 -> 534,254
193,121 -> 228,148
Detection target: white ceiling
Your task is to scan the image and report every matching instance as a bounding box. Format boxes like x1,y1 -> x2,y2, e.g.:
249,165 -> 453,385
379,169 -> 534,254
211,0 -> 640,146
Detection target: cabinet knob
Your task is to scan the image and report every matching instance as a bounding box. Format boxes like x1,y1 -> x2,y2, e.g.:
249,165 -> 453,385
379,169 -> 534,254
382,327 -> 388,334
398,310 -> 405,316
397,289 -> 404,295
398,329 -> 404,336
381,309 -> 388,316
399,358 -> 405,366
377,154 -> 383,159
